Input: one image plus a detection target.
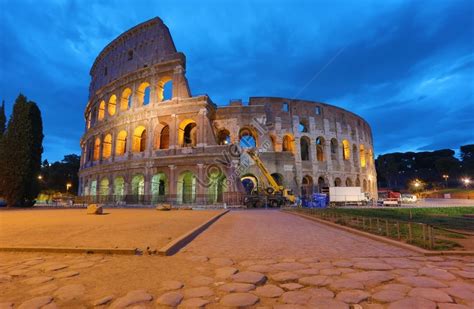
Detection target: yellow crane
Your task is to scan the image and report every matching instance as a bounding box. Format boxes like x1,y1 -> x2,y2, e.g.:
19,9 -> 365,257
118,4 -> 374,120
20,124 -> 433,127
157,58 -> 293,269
244,149 -> 296,207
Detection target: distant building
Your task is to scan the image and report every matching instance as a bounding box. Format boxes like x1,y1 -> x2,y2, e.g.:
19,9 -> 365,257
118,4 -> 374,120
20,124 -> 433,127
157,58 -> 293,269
78,17 -> 377,205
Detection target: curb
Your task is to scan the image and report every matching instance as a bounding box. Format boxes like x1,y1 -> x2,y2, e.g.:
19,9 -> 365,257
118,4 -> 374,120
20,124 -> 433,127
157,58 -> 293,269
158,209 -> 230,256
0,246 -> 139,255
282,210 -> 474,256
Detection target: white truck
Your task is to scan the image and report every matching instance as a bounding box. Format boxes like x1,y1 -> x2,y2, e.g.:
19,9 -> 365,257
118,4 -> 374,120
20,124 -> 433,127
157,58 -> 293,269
329,187 -> 369,206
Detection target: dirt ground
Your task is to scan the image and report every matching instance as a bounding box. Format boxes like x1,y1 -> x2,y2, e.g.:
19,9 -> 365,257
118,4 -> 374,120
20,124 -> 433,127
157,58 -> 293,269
0,208 -> 220,250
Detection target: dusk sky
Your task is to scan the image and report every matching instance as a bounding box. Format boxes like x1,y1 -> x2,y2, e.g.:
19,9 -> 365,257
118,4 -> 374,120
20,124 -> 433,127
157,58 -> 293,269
1,0 -> 473,162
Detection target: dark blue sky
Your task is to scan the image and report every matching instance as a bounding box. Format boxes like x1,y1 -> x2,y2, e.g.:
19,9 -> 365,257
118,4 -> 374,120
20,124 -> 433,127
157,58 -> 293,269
1,0 -> 473,162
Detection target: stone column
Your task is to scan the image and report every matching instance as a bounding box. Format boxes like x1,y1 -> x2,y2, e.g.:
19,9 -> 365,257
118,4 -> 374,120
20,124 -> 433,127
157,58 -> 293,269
168,165 -> 177,203
169,114 -> 178,150
196,163 -> 206,204
197,108 -> 208,147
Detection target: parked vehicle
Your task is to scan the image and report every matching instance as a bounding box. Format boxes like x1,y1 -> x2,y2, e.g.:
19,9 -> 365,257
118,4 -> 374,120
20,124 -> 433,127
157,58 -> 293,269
329,187 -> 368,206
377,190 -> 401,206
401,193 -> 417,203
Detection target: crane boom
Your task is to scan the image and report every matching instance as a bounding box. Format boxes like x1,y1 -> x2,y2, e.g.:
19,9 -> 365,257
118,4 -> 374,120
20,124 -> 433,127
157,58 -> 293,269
246,149 -> 281,192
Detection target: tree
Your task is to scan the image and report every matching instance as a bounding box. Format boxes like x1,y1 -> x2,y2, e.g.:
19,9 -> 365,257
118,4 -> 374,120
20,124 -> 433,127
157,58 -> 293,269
0,94 -> 43,207
460,144 -> 474,175
40,154 -> 80,193
0,100 -> 5,136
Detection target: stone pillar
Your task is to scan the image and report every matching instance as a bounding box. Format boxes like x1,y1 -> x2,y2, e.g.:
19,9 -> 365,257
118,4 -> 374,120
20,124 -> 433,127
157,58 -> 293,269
131,82 -> 138,109
168,165 -> 177,203
197,108 -> 208,147
325,140 -> 333,171
172,65 -> 191,99
197,163 -> 206,204
169,114 -> 178,149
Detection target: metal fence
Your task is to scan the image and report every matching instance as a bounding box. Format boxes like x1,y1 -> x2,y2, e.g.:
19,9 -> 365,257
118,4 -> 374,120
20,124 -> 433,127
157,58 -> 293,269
284,207 -> 463,250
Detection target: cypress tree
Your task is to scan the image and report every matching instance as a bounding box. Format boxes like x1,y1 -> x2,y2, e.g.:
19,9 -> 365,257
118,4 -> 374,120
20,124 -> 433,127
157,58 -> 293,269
1,94 -> 43,207
0,100 -> 5,136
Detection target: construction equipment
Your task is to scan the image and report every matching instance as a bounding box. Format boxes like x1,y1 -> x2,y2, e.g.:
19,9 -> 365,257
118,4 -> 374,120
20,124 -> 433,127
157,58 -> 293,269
243,149 -> 296,208
328,187 -> 369,206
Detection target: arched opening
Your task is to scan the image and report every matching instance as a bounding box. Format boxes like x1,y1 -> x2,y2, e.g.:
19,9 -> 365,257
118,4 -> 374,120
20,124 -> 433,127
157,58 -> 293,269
108,95 -> 117,116
239,127 -> 257,148
282,134 -> 295,153
302,175 -> 313,197
298,119 -> 309,133
98,100 -> 105,121
99,178 -> 109,197
360,144 -> 366,167
102,134 -> 112,159
363,179 -> 368,192
177,171 -> 196,204
368,148 -> 374,167
331,138 -> 338,160
157,77 -> 173,102
120,88 -> 132,111
208,170 -> 227,204
241,174 -> 258,195
342,139 -> 350,160
355,177 -> 361,187
137,82 -> 151,106
334,177 -> 342,187
271,173 -> 284,186
217,129 -> 231,145
346,177 -> 353,187
115,130 -> 127,156
318,176 -> 326,190
113,177 -> 125,201
132,126 -> 147,153
300,136 -> 310,161
90,180 -> 97,196
159,125 -> 170,149
93,137 -> 101,161
269,135 -> 276,151
151,173 -> 167,203
178,119 -> 197,147
316,137 -> 325,161
86,112 -> 91,129
131,174 -> 145,203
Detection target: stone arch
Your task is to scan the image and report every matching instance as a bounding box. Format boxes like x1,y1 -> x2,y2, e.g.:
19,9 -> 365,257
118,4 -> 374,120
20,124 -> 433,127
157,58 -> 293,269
115,130 -> 127,156
217,129 -> 231,145
316,136 -> 325,161
131,174 -> 145,203
108,94 -> 117,116
239,127 -> 258,148
132,126 -> 147,153
137,82 -> 151,106
360,144 -> 366,167
98,100 -> 106,121
154,123 -> 170,150
331,138 -> 338,160
102,134 -> 112,159
355,177 -> 361,187
282,134 -> 295,153
113,176 -> 125,201
90,179 -> 97,197
300,136 -> 311,161
363,179 -> 368,192
346,177 -> 353,187
241,174 -> 258,195
157,76 -> 173,102
177,171 -> 196,204
302,175 -> 313,197
120,88 -> 132,111
342,139 -> 350,160
318,176 -> 326,188
179,119 -> 197,147
352,144 -> 358,165
151,172 -> 168,203
298,119 -> 309,133
99,177 -> 109,197
334,177 -> 342,187
93,137 -> 101,161
271,173 -> 284,186
208,170 -> 227,204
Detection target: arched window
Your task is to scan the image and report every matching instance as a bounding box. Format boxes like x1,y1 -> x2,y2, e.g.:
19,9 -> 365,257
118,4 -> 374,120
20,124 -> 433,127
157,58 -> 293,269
342,139 -> 350,160
331,138 -> 338,160
98,100 -> 105,121
137,82 -> 151,106
298,119 -> 309,133
178,171 -> 196,204
316,137 -> 325,161
159,125 -> 170,149
151,173 -> 167,203
108,95 -> 117,116
346,177 -> 353,187
334,177 -> 342,187
99,178 -> 109,196
318,176 -> 326,189
131,174 -> 145,203
302,175 -> 313,197
352,144 -> 358,165
282,134 -> 295,153
113,177 -> 125,201
300,137 -> 310,161
239,127 -> 257,148
178,120 -> 197,147
217,129 -> 231,145
93,137 -> 101,161
116,130 -> 127,156
157,77 -> 173,102
121,88 -> 132,111
132,126 -> 147,152
360,144 -> 366,167
241,174 -> 258,195
102,134 -> 112,159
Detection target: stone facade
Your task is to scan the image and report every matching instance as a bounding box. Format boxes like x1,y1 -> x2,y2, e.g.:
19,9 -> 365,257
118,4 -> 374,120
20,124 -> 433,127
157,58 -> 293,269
78,17 -> 377,205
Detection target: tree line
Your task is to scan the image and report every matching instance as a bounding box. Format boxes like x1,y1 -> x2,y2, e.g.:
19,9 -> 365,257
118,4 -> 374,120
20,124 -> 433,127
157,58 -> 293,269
0,94 -> 43,207
376,145 -> 474,190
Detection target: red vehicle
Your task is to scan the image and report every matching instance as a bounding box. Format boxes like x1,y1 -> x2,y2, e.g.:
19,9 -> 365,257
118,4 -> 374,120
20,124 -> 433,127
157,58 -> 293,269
377,190 -> 401,206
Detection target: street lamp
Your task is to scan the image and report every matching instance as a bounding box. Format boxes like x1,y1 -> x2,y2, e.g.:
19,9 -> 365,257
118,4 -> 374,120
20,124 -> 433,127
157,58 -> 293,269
37,175 -> 43,180
442,174 -> 449,187
66,183 -> 72,192
462,177 -> 471,188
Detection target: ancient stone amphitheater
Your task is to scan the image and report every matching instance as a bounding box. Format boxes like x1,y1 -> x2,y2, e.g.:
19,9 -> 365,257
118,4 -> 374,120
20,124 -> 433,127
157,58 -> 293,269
78,17 -> 377,205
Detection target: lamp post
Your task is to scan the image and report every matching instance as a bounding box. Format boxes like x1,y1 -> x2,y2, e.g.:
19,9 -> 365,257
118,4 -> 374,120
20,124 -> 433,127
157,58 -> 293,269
462,178 -> 471,189
66,183 -> 72,192
442,174 -> 449,188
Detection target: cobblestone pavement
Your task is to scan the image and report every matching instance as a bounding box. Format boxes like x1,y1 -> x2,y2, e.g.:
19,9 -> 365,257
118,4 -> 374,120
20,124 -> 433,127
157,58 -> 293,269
0,210 -> 473,308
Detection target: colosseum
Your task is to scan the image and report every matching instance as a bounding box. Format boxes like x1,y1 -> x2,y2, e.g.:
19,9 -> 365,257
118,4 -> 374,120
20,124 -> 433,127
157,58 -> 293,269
78,17 -> 377,206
